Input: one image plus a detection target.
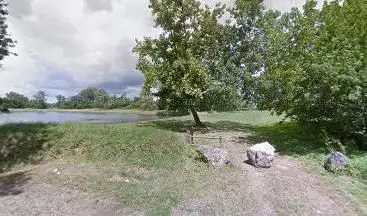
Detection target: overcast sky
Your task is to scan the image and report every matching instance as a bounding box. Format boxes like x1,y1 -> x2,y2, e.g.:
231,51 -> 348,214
0,0 -> 312,101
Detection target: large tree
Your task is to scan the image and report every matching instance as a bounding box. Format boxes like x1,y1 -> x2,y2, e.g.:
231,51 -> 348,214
134,0 -> 237,126
259,0 -> 367,145
0,0 -> 16,65
229,0 -> 268,105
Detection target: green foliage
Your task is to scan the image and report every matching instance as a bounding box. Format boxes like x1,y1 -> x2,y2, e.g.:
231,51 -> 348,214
54,88 -> 157,110
31,91 -> 47,109
0,0 -> 16,65
259,0 -> 367,144
5,92 -> 29,108
0,88 -> 157,110
0,97 -> 9,113
228,0 -> 268,104
134,0 -> 245,125
136,95 -> 158,111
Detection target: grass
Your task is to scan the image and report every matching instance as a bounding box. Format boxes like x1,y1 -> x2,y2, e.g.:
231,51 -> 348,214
10,108 -> 156,115
251,123 -> 367,210
0,122 -> 213,214
139,110 -> 282,133
0,110 -> 366,214
141,110 -> 367,210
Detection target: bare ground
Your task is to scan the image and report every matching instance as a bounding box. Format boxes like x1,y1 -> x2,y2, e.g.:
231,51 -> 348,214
173,132 -> 362,216
0,131 -> 363,216
0,165 -> 142,216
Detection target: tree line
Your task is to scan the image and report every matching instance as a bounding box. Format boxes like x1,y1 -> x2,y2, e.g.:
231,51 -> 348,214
135,0 -> 366,148
0,88 -> 157,110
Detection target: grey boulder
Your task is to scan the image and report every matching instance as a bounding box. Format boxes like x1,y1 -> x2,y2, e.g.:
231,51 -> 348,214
247,142 -> 276,168
196,145 -> 229,168
325,151 -> 348,170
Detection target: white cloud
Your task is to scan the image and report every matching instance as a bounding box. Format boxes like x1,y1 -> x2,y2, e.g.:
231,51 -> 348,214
1,0 -> 157,99
0,0 -> 315,100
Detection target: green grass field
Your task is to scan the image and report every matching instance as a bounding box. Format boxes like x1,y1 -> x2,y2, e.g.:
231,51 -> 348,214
1,110 -> 366,214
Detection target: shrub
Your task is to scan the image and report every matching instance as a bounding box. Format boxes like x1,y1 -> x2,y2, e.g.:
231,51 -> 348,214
260,0 -> 367,146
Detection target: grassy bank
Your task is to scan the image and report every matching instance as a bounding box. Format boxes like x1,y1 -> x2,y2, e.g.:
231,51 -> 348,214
0,122 -> 212,215
10,108 -> 156,115
1,110 -> 366,214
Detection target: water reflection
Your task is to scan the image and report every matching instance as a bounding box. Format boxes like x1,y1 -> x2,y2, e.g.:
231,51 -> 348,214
0,112 -> 157,124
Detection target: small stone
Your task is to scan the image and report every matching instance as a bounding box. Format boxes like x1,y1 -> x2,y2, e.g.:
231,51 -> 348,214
53,168 -> 58,173
325,151 -> 347,171
125,179 -> 130,183
246,142 -> 276,168
56,171 -> 61,175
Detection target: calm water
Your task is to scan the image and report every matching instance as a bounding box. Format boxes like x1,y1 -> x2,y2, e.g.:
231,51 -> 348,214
0,112 -> 157,125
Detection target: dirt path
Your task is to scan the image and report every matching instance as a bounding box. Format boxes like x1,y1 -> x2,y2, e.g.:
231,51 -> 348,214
173,132 -> 360,216
0,132 -> 362,216
0,183 -> 139,216
0,168 -> 141,216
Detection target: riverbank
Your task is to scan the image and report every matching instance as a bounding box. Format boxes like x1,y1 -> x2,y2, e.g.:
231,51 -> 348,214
0,111 -> 366,215
10,108 -> 156,115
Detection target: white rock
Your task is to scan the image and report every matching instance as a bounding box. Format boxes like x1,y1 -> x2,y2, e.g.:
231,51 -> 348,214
247,142 -> 276,168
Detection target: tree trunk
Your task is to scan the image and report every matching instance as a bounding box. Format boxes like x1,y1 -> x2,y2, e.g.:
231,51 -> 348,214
190,103 -> 204,127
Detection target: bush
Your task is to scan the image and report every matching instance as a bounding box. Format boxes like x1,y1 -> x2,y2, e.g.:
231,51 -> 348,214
260,1 -> 367,146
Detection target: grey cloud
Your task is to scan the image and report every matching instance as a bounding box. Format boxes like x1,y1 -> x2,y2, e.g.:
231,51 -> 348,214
24,16 -> 83,57
8,0 -> 33,19
84,0 -> 113,12
94,72 -> 144,95
28,62 -> 80,92
2,0 -> 313,101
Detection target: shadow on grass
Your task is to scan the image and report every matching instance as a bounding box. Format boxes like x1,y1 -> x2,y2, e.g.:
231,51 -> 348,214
140,119 -> 367,159
248,122 -> 328,156
0,171 -> 31,196
138,119 -> 252,133
0,123 -> 60,172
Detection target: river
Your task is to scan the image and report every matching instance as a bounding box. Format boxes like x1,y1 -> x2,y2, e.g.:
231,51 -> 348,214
0,111 -> 157,125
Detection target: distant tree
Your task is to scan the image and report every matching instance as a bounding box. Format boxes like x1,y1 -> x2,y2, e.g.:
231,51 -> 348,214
32,91 -> 47,109
94,89 -> 109,108
0,97 -> 9,112
79,88 -> 97,101
44,89 -> 147,110
66,95 -> 83,109
56,94 -> 66,108
5,92 -> 29,108
0,0 -> 16,65
133,97 -> 140,103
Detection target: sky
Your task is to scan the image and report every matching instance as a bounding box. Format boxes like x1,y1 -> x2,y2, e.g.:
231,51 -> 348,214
0,0 -> 312,102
